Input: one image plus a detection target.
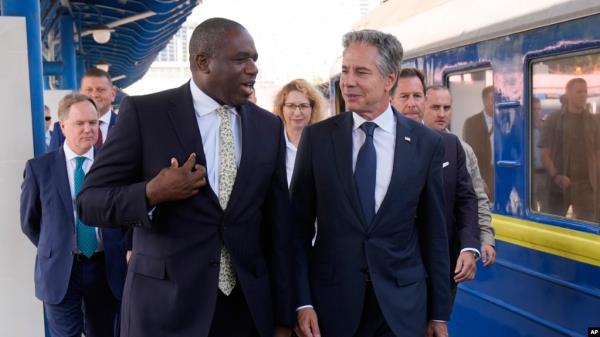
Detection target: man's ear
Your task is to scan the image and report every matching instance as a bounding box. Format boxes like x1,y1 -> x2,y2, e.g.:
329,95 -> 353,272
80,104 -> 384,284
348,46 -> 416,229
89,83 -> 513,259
194,53 -> 211,73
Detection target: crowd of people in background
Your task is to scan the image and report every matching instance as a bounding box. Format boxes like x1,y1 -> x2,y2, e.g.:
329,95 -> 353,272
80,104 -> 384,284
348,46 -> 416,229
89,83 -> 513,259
20,15 -> 598,337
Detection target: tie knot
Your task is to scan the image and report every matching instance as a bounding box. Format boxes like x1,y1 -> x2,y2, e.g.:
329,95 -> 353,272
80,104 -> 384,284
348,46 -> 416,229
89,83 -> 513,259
75,156 -> 86,169
217,105 -> 231,118
360,122 -> 377,137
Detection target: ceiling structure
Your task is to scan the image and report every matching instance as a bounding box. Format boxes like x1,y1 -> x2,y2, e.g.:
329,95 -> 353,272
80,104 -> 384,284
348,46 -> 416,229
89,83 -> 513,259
39,0 -> 199,88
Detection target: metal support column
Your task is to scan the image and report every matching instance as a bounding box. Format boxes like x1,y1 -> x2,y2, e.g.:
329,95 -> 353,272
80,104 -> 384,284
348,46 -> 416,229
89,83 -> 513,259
59,14 -> 77,89
1,0 -> 46,156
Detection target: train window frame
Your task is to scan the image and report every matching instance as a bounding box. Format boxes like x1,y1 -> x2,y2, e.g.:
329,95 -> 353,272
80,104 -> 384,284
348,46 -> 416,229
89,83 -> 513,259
527,48 -> 600,228
443,64 -> 496,202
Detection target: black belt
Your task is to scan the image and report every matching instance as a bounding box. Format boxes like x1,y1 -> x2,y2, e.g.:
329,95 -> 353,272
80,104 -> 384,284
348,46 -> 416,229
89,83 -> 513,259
73,251 -> 104,262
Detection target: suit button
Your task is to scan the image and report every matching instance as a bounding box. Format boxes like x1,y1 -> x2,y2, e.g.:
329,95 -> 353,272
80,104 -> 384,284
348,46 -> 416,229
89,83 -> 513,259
210,260 -> 219,266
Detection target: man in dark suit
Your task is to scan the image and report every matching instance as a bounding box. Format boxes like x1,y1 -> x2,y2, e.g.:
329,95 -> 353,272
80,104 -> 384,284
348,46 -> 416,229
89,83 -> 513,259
20,93 -> 127,337
421,86 -> 481,299
77,18 -> 294,337
462,86 -> 495,200
49,68 -> 118,151
292,30 -> 450,337
391,69 -> 480,307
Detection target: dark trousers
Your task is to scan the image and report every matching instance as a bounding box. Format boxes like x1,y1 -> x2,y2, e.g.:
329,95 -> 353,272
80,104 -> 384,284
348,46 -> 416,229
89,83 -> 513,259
353,282 -> 395,337
44,253 -> 119,337
208,284 -> 260,337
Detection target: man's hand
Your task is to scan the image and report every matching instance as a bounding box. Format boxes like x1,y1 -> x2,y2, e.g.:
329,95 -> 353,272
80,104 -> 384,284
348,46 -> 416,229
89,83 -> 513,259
274,326 -> 291,337
481,244 -> 496,267
454,251 -> 477,283
295,308 -> 321,337
145,153 -> 207,206
553,174 -> 571,189
426,321 -> 448,337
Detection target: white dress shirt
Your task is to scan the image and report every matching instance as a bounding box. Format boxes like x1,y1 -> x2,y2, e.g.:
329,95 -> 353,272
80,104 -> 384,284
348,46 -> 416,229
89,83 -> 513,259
297,106 -> 397,312
98,109 -> 112,143
190,80 -> 242,197
352,105 -> 396,214
283,130 -> 298,188
45,130 -> 52,148
63,143 -> 103,251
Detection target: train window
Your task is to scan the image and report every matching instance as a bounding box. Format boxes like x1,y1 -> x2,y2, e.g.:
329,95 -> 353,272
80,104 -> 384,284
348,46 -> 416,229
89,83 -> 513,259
530,51 -> 600,224
448,69 -> 495,201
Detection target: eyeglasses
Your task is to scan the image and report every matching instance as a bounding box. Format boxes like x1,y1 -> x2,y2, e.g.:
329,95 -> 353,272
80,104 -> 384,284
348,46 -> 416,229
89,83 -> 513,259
45,116 -> 51,121
283,103 -> 312,112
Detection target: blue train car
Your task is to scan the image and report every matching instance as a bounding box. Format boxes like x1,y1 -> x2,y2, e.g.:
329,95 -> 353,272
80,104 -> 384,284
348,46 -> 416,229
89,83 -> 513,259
333,1 -> 600,336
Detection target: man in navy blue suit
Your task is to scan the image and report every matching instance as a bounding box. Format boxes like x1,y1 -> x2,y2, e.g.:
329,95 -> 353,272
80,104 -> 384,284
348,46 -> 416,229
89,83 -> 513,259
20,93 -> 127,337
292,30 -> 450,337
393,72 -> 481,310
77,18 -> 294,337
49,68 -> 118,151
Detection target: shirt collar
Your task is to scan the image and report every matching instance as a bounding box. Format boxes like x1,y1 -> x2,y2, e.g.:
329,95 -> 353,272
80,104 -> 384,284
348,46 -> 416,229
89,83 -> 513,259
98,110 -> 112,124
283,128 -> 297,151
189,80 -> 239,117
63,142 -> 94,162
352,104 -> 395,133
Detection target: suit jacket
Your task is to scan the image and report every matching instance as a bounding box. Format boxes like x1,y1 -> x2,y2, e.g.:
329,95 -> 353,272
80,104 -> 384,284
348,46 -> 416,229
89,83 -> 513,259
291,110 -> 450,337
439,132 -> 479,283
76,82 -> 295,337
48,111 -> 118,151
463,111 -> 495,200
20,148 -> 128,304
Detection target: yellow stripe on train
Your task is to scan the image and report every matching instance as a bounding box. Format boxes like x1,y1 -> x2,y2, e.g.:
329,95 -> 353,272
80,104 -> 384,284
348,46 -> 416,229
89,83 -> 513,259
494,214 -> 600,267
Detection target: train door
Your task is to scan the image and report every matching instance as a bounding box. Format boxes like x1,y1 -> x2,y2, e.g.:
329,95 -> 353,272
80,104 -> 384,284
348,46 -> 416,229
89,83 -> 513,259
447,68 -> 496,201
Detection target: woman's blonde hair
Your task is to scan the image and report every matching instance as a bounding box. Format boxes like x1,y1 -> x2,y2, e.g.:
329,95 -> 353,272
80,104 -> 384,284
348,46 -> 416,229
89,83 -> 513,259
273,79 -> 328,125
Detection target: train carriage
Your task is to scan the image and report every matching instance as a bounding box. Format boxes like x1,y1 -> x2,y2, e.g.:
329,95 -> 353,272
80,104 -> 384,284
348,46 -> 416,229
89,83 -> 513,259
331,1 -> 600,336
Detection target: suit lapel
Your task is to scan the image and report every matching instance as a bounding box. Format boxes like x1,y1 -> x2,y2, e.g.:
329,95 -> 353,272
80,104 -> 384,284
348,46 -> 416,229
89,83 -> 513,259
54,149 -> 75,226
166,83 -> 221,208
332,112 -> 365,226
369,110 -> 414,231
108,111 -> 118,131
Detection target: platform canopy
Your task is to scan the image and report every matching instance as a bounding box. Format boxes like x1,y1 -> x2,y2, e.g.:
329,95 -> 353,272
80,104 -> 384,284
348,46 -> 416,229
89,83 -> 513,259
38,0 -> 199,88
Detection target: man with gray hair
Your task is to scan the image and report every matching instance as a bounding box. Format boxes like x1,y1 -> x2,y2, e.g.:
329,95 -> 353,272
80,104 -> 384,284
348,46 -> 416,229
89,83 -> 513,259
21,93 -> 127,337
292,30 -> 450,337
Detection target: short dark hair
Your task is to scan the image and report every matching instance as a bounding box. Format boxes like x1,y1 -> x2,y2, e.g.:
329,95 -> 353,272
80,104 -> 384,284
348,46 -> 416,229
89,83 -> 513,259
482,86 -> 494,99
189,18 -> 246,69
57,93 -> 97,121
565,77 -> 587,91
399,68 -> 426,93
83,68 -> 112,83
425,84 -> 449,95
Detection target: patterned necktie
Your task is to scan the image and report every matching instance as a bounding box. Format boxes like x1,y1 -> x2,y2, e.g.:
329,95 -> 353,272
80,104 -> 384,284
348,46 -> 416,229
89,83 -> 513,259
354,122 -> 378,225
74,156 -> 97,257
95,121 -> 103,150
217,105 -> 237,295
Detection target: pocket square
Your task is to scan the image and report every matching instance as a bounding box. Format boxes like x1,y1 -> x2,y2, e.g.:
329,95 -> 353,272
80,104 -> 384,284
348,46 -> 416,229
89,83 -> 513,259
443,161 -> 450,168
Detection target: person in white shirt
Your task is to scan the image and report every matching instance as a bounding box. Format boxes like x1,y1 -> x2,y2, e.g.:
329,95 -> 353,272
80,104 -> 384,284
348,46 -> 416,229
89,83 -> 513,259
21,93 -> 127,337
273,79 -> 328,187
292,30 -> 450,337
463,86 -> 495,200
